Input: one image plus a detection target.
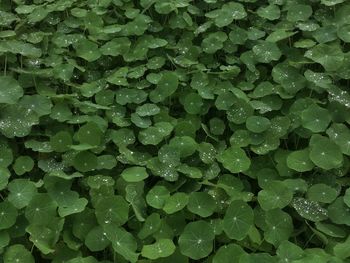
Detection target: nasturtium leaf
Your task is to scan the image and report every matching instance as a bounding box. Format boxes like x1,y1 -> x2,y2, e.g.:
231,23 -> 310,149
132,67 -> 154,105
305,44 -> 344,71
276,241 -> 304,263
121,166 -> 149,182
326,123 -> 350,156
287,4 -> 313,22
315,222 -> 346,238
19,95 -> 52,117
307,184 -> 338,204
158,145 -> 181,166
58,197 -> 88,217
223,200 -> 254,240
25,194 -> 57,224
141,239 -> 176,260
138,213 -> 162,239
76,122 -> 102,146
73,151 -> 98,172
328,197 -> 350,226
338,24 -> 350,43
169,136 -> 197,157
4,244 -> 35,263
149,72 -> 178,103
85,226 -> 110,252
258,181 -> 293,211
13,155 -> 34,176
136,103 -> 160,117
291,197 -> 328,222
146,185 -> 170,209
264,209 -> 293,247
246,116 -> 271,133
0,76 -> 23,104
198,142 -> 217,164
287,149 -> 314,172
183,93 -> 203,114
333,236 -> 350,260
217,146 -> 251,173
257,5 -> 280,20
213,243 -> 246,263
309,135 -> 343,170
163,192 -> 189,214
0,168 -> 10,190
95,195 -> 129,226
7,179 -> 37,209
0,105 -> 39,138
50,131 -> 72,152
202,32 -> 227,54
253,41 -> 282,63
0,201 -> 17,230
178,220 -> 215,260
0,145 -> 13,168
100,37 -> 131,56
74,39 -> 101,62
301,104 -> 331,132
187,192 -> 216,217
104,224 -> 139,263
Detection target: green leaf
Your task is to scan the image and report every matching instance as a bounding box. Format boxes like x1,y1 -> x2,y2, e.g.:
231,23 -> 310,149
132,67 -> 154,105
253,41 -> 282,63
309,135 -> 343,170
291,197 -> 328,222
305,44 -> 344,71
217,146 -> 251,173
246,116 -> 271,133
326,123 -> 350,156
178,220 -> 215,260
264,209 -> 293,247
0,201 -> 18,230
307,184 -> 338,203
104,225 -> 139,263
74,39 -> 101,62
7,179 -> 37,209
0,76 -> 23,104
4,244 -> 35,263
257,5 -> 280,20
187,192 -> 216,217
287,4 -> 313,22
25,194 -> 57,224
223,200 -> 254,240
213,243 -> 246,263
258,181 -> 293,210
13,155 -> 34,175
121,166 -> 149,182
85,226 -> 110,252
141,239 -> 176,260
76,122 -> 103,146
73,151 -> 98,172
50,131 -> 73,152
287,149 -> 314,172
150,72 -> 179,103
95,195 -> 129,226
163,192 -> 189,214
146,185 -> 170,209
301,104 -> 331,132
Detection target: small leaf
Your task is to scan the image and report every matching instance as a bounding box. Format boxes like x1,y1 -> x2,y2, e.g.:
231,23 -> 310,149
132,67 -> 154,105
223,200 -> 254,240
178,220 -> 215,260
141,239 -> 176,260
217,147 -> 251,173
0,76 -> 23,104
121,166 -> 149,182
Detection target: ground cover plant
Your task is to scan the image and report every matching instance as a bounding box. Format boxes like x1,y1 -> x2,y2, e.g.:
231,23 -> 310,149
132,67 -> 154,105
1,0 -> 350,262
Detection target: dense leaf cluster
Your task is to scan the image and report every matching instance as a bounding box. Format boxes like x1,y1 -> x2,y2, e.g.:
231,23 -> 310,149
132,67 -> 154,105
1,0 -> 350,262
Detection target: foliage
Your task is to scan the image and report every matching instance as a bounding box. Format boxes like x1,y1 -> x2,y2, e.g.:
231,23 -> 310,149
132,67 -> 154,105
0,0 -> 350,262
